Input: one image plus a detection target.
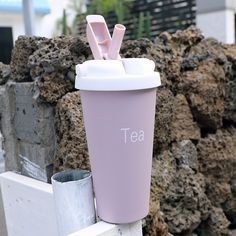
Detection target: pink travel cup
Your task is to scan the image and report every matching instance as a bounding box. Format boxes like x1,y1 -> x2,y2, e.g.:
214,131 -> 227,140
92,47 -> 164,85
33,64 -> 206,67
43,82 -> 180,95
75,58 -> 161,223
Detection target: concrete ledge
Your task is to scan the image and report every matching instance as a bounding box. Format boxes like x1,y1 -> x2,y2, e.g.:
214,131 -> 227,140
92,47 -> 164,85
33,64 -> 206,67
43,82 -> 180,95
0,172 -> 143,236
0,186 -> 7,236
0,171 -> 58,236
69,221 -> 142,236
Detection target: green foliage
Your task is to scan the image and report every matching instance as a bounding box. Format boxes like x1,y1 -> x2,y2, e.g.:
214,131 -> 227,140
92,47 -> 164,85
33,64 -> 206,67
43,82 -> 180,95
137,12 -> 144,39
62,9 -> 68,35
55,9 -> 71,36
87,0 -> 132,23
88,0 -> 117,15
55,0 -> 86,36
135,11 -> 152,39
66,0 -> 86,35
67,0 -> 84,14
145,11 -> 151,39
55,0 -> 153,39
115,0 -> 125,23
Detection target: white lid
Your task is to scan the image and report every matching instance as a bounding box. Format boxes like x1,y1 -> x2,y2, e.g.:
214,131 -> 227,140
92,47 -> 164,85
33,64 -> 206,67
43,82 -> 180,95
75,58 -> 161,91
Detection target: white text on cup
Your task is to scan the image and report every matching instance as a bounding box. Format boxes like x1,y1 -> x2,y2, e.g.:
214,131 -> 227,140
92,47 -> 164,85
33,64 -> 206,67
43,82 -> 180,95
120,128 -> 144,144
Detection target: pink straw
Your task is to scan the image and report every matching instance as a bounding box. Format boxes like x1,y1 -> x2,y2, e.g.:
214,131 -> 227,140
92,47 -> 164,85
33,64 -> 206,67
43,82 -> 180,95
108,24 -> 126,60
86,15 -> 125,60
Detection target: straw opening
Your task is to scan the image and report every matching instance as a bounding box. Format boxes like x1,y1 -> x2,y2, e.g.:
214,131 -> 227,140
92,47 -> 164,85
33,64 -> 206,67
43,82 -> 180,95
52,169 -> 90,183
115,24 -> 126,30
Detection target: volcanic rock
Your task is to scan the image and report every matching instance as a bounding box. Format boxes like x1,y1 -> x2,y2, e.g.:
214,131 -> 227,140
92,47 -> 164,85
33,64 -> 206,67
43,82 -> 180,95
54,91 -> 90,172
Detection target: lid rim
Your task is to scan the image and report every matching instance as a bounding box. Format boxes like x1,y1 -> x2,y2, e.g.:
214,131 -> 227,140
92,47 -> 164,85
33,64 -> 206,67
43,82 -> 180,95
75,58 -> 161,91
75,74 -> 161,91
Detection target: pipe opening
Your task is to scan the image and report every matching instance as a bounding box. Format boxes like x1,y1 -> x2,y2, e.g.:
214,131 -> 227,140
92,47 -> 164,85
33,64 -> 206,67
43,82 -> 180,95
52,169 -> 90,183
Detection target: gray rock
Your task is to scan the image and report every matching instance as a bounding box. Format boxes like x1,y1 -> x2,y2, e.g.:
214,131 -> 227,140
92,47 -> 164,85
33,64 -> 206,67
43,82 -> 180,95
54,91 -> 90,172
179,60 -> 225,130
170,94 -> 200,141
172,140 -> 198,171
197,127 -> 236,228
28,36 -> 91,103
197,127 -> 236,182
0,63 -> 11,85
144,151 -> 176,236
160,168 -> 211,234
224,74 -> 236,123
10,36 -> 49,82
196,207 -> 231,236
223,44 -> 236,123
182,38 -> 227,70
153,88 -> 174,154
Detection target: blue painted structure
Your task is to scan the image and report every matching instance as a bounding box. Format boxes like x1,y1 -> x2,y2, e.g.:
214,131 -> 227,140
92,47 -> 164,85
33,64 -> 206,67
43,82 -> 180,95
0,0 -> 50,14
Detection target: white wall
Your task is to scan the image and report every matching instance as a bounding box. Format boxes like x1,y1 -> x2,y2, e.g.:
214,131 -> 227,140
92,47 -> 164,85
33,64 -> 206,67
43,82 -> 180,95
0,0 -> 85,42
0,12 -> 46,43
197,9 -> 235,44
0,12 -> 24,43
40,0 -> 66,38
40,0 -> 87,37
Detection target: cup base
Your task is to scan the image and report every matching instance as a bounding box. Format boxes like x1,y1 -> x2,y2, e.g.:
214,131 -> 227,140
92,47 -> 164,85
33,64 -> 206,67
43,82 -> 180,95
98,209 -> 149,224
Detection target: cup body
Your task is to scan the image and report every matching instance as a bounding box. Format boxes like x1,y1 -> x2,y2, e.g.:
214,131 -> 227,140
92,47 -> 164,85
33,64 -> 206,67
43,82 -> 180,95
80,88 -> 157,223
51,169 -> 96,236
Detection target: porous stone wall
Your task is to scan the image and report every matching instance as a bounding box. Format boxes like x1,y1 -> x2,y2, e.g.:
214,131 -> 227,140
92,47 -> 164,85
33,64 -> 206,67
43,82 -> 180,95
0,27 -> 236,235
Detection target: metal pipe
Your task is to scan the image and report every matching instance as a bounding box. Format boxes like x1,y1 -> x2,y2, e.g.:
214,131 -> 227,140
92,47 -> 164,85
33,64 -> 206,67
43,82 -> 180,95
22,0 -> 35,36
51,169 -> 96,236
